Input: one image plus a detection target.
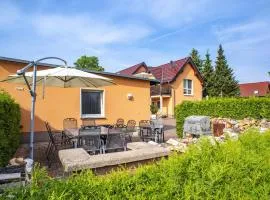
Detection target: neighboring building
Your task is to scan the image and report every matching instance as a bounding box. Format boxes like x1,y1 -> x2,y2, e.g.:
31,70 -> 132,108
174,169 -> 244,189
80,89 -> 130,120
0,56 -> 154,139
239,81 -> 270,97
118,57 -> 203,117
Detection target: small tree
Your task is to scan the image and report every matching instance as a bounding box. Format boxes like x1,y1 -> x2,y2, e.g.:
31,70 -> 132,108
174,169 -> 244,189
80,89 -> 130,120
150,104 -> 159,115
190,48 -> 203,72
202,50 -> 214,97
212,45 -> 239,97
74,55 -> 104,71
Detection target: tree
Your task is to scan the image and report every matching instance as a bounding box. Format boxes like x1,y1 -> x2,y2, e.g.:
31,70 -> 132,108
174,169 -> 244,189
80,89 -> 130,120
212,45 -> 239,97
202,50 -> 214,97
74,55 -> 104,71
190,48 -> 203,72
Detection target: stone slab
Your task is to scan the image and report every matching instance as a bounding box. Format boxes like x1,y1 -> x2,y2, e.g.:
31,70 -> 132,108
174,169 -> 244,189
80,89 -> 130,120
59,143 -> 170,173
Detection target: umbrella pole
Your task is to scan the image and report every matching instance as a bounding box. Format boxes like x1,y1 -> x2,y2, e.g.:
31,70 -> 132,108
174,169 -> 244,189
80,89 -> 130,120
29,63 -> 37,159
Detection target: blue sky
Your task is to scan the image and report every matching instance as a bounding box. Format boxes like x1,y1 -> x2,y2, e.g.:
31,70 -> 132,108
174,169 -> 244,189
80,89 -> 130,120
0,0 -> 269,83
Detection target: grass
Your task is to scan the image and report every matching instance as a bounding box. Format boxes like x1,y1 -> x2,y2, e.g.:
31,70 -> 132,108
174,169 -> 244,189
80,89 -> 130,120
2,129 -> 270,199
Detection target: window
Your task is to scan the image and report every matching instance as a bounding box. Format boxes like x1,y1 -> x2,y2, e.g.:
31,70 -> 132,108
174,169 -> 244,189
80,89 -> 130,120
81,89 -> 104,118
183,79 -> 193,95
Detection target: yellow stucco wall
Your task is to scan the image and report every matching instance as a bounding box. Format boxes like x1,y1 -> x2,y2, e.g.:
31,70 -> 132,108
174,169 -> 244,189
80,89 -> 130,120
171,63 -> 203,105
153,63 -> 202,117
0,60 -> 151,132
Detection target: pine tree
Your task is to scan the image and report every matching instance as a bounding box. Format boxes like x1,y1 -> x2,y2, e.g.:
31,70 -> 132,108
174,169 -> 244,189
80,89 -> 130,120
190,48 -> 203,72
212,45 -> 239,97
202,50 -> 214,97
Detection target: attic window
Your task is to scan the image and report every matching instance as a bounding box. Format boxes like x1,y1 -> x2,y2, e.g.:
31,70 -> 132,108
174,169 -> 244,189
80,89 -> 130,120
183,79 -> 193,95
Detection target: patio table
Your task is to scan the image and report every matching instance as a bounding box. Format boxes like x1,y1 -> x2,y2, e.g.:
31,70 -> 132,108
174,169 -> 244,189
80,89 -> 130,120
64,126 -> 123,148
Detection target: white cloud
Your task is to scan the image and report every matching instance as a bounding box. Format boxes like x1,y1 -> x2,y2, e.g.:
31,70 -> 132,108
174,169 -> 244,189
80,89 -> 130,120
32,14 -> 152,46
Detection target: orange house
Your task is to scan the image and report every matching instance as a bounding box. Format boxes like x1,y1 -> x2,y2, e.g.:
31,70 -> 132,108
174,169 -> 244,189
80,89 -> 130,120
118,57 -> 203,117
0,56 -> 154,141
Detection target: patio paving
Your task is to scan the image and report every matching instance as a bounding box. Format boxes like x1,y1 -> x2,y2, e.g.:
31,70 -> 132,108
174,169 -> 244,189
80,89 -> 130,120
18,118 -> 178,177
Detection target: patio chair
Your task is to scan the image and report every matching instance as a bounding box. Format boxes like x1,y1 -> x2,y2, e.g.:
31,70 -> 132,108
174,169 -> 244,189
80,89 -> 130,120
151,119 -> 164,143
114,118 -> 125,128
63,118 -> 78,140
104,127 -> 127,153
45,122 -> 72,167
124,120 -> 136,143
78,126 -> 104,155
139,120 -> 155,142
81,119 -> 96,128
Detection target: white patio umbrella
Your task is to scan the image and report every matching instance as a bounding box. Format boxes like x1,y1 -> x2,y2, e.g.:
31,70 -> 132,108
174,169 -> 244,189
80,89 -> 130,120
7,66 -> 114,88
1,57 -> 114,159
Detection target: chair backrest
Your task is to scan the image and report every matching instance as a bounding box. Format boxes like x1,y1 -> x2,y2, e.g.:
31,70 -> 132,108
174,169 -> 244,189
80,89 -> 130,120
45,121 -> 55,144
106,128 -> 125,150
81,119 -> 96,127
79,126 -> 102,152
151,119 -> 163,129
115,118 -> 125,128
63,118 -> 77,129
126,120 -> 136,131
139,120 -> 150,127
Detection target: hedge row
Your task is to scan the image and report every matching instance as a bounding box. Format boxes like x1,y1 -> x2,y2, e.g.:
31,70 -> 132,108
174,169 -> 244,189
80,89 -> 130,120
175,97 -> 270,137
0,90 -> 21,167
3,130 -> 270,199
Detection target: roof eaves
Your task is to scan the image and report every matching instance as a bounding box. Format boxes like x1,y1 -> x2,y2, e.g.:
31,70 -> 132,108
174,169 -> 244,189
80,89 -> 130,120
0,56 -> 61,68
79,69 -> 159,82
0,56 -> 159,82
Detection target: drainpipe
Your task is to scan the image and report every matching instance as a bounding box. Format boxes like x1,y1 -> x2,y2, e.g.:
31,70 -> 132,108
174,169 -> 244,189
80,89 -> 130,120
159,67 -> 164,116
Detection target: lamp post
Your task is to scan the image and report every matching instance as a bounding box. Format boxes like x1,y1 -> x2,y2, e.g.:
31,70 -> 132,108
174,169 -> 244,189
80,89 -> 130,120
17,57 -> 67,159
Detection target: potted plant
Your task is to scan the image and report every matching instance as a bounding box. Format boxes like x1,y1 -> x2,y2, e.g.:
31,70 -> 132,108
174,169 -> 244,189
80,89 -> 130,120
150,104 -> 159,119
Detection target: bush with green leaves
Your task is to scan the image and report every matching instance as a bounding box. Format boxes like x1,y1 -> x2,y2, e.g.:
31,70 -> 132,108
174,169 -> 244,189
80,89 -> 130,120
3,129 -> 270,199
150,104 -> 159,115
0,90 -> 21,167
175,97 -> 270,137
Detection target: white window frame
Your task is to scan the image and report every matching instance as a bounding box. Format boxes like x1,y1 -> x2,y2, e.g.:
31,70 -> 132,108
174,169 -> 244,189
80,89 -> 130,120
183,79 -> 193,96
80,88 -> 105,119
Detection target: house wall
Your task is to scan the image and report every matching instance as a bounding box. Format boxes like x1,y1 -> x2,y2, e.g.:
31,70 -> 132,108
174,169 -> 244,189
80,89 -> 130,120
0,60 -> 151,133
171,63 -> 203,107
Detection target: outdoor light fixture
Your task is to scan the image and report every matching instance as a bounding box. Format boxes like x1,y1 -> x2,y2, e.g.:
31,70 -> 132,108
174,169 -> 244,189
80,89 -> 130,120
127,93 -> 133,100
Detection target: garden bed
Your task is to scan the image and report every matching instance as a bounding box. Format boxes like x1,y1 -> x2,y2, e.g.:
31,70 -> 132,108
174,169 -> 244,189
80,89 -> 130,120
2,129 -> 270,199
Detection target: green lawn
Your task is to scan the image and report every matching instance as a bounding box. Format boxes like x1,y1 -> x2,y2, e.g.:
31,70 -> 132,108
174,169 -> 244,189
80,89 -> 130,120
2,129 -> 270,200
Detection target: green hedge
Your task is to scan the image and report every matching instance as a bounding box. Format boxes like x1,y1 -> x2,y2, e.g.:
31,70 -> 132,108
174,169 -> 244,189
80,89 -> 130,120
175,97 -> 270,137
0,90 -> 21,167
3,130 -> 270,199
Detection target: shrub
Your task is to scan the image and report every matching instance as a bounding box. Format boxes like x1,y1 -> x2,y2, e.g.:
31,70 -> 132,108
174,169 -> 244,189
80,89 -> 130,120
3,129 -> 270,199
150,104 -> 159,115
0,90 -> 21,167
175,97 -> 270,137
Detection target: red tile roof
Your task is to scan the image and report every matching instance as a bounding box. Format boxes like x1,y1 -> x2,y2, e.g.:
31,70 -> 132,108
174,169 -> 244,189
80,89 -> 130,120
148,57 -> 190,83
239,81 -> 270,97
117,56 -> 203,83
117,62 -> 147,76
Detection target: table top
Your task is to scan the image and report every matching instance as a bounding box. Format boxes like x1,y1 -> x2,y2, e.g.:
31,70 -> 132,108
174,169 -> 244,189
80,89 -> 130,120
64,127 -> 124,138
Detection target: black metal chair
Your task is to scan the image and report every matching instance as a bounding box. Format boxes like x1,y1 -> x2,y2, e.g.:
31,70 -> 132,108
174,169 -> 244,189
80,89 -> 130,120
139,120 -> 155,142
104,127 -> 127,153
78,126 -> 104,155
45,122 -> 72,167
151,119 -> 164,143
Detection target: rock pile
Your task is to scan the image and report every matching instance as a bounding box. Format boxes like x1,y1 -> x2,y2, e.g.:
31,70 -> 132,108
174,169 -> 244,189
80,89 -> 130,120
211,117 -> 270,134
166,117 -> 269,153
